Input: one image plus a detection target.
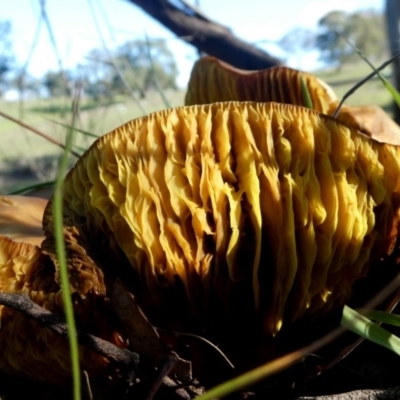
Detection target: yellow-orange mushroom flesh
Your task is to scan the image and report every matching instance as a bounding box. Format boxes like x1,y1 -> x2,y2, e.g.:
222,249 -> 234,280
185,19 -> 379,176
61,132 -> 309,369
40,102 -> 400,336
0,235 -> 129,383
185,57 -> 337,114
185,56 -> 400,146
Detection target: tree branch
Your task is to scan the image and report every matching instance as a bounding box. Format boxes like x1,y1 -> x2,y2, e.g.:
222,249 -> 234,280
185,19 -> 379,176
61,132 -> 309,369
125,0 -> 282,70
0,292 -> 139,373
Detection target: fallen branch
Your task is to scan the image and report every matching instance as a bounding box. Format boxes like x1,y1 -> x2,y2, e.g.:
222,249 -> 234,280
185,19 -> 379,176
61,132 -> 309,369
0,292 -> 139,372
126,0 -> 282,70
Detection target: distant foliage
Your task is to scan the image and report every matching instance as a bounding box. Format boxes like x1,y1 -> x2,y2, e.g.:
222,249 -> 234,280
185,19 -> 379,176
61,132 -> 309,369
42,70 -> 72,97
113,38 -> 178,94
0,20 -> 14,96
80,38 -> 178,101
315,9 -> 388,69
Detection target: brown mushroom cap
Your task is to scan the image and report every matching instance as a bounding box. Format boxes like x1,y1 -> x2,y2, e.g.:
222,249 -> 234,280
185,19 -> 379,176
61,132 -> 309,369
185,56 -> 337,114
40,102 -> 400,336
0,234 -> 129,383
0,195 -> 47,247
185,56 -> 400,146
336,104 -> 400,145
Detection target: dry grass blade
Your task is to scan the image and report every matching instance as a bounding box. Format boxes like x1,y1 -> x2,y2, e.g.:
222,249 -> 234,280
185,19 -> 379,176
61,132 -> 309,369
0,109 -> 80,158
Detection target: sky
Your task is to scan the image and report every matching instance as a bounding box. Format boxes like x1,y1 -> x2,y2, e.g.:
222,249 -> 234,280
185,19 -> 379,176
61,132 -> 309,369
3,0 -> 384,89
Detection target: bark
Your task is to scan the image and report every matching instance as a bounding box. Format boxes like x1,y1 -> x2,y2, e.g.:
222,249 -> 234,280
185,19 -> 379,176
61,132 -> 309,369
125,0 -> 282,70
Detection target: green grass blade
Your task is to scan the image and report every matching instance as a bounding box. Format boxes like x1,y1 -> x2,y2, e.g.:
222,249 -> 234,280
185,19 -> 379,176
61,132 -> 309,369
72,145 -> 88,155
375,75 -> 400,108
8,180 -> 56,195
338,34 -> 400,108
53,114 -> 81,399
300,75 -> 313,109
196,357 -> 291,400
356,309 -> 400,327
341,305 -> 400,357
46,118 -> 100,139
332,52 -> 400,118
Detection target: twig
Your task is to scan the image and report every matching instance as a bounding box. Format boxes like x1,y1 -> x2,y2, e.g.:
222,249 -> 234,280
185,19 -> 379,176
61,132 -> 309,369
0,292 -> 139,371
0,109 -> 80,158
156,327 -> 235,370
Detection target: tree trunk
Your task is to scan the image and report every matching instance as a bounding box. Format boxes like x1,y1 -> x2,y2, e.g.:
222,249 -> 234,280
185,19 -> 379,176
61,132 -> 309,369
125,0 -> 282,70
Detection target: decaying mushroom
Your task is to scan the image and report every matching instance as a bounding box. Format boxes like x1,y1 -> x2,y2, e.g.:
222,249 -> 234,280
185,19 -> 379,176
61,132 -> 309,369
0,234 -> 131,384
2,100 -> 400,384
185,56 -> 400,145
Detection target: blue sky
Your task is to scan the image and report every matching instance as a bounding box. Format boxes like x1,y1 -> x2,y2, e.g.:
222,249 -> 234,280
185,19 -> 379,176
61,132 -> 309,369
4,0 -> 383,88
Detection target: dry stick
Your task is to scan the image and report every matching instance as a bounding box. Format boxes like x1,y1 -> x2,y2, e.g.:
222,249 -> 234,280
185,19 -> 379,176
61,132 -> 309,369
0,109 -> 80,158
0,292 -> 139,372
332,52 -> 400,118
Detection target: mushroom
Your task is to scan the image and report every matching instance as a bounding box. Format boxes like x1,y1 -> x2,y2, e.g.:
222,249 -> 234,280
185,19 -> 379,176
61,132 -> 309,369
0,234 -> 129,383
185,56 -> 400,146
185,56 -> 337,114
40,102 -> 400,335
2,101 -> 400,383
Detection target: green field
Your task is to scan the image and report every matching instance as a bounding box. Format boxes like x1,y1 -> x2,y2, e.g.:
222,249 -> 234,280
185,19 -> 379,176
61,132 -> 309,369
0,89 -> 185,193
0,62 -> 397,194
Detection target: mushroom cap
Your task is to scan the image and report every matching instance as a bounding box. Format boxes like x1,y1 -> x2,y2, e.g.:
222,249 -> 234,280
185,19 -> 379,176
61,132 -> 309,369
185,56 -> 337,113
41,101 -> 400,336
0,234 -> 127,383
0,195 -> 47,247
336,104 -> 400,146
185,56 -> 400,146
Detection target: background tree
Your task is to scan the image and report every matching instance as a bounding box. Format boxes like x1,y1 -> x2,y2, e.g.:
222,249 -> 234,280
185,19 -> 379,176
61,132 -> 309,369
125,0 -> 282,70
112,38 -> 178,96
42,70 -> 72,97
315,9 -> 388,70
278,27 -> 315,67
80,38 -> 179,100
12,72 -> 41,99
78,49 -> 116,101
0,20 -> 14,96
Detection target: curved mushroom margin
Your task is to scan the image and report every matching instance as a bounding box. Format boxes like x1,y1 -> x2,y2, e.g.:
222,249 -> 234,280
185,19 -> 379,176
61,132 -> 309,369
185,56 -> 400,146
40,102 -> 400,336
